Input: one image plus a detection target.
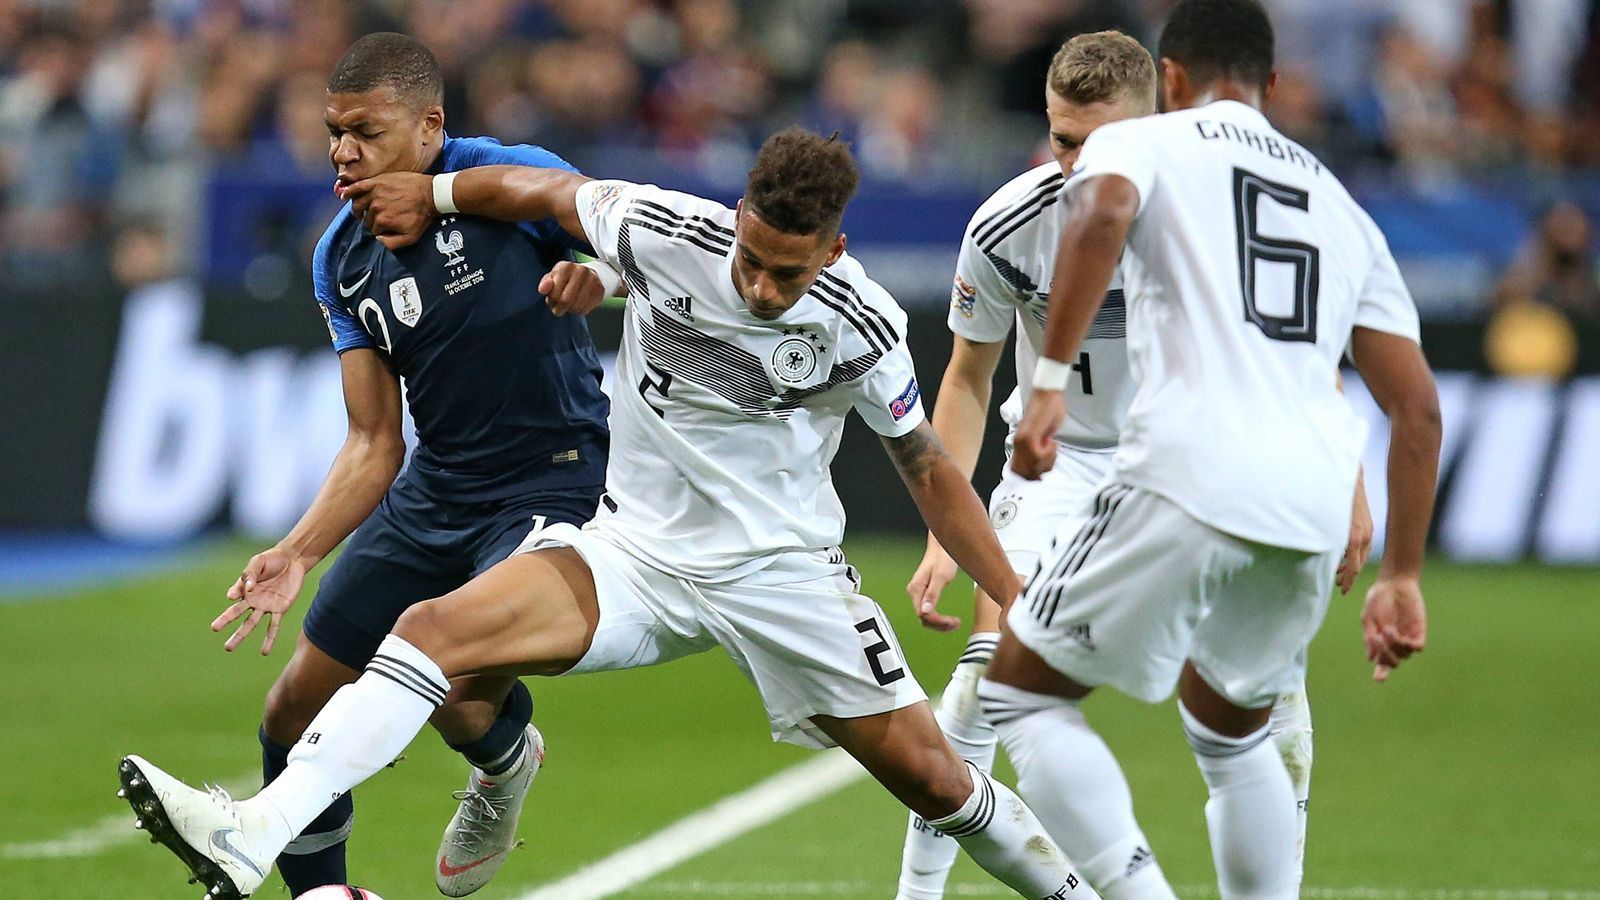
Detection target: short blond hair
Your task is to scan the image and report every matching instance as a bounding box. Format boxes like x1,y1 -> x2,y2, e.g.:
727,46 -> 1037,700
1047,30 -> 1157,113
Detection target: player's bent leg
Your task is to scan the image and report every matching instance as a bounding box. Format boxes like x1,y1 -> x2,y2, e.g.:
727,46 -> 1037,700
981,636 -> 1177,900
897,590 -> 1003,900
395,546 -> 601,677
1178,663 -> 1297,900
118,549 -> 602,894
1268,684 -> 1313,889
250,549 -> 599,849
815,704 -> 1098,900
261,631 -> 362,896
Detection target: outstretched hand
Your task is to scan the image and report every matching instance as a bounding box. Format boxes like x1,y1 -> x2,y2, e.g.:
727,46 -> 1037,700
213,547 -> 307,655
339,172 -> 435,250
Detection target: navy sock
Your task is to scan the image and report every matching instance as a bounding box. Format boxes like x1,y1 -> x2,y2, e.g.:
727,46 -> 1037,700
261,725 -> 352,895
448,679 -> 533,775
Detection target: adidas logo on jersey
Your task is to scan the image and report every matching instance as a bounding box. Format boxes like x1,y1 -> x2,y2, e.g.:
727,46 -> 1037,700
665,295 -> 694,321
1127,845 -> 1154,876
1063,623 -> 1096,651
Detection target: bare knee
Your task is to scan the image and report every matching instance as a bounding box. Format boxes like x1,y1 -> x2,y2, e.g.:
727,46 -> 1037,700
392,595 -> 505,678
902,748 -> 977,820
1178,661 -> 1271,738
393,598 -> 450,657
987,633 -> 1093,701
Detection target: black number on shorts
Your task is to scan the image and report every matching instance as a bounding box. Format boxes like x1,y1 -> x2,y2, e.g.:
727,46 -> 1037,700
855,617 -> 906,686
637,362 -> 673,418
1232,167 -> 1319,343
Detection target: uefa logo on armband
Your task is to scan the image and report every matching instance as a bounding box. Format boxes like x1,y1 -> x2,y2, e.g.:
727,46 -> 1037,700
889,379 -> 920,421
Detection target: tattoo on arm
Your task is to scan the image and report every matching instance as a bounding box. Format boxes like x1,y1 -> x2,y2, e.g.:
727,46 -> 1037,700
883,422 -> 947,483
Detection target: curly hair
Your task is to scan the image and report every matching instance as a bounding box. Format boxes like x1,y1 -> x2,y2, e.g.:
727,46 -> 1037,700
744,127 -> 860,237
328,32 -> 444,110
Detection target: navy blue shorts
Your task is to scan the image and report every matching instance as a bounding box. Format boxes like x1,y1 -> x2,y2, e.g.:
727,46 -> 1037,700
302,476 -> 601,670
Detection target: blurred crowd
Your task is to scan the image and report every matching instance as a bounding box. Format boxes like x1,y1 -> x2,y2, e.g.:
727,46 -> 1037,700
0,0 -> 1598,322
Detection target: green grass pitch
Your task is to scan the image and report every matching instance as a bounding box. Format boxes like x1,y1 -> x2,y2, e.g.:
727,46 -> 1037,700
2,538 -> 1596,898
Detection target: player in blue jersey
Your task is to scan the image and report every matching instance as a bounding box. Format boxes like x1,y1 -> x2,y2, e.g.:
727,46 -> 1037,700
205,33 -> 613,898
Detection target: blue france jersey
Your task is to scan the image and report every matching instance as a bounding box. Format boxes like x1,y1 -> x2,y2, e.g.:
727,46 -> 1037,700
312,135 -> 609,501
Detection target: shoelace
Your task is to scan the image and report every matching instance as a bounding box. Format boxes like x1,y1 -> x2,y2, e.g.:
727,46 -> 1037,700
446,789 -> 513,846
203,783 -> 235,804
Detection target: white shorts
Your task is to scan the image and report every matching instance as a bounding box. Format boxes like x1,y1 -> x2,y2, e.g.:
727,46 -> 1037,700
988,444 -> 1115,576
513,522 -> 927,748
1007,483 -> 1339,708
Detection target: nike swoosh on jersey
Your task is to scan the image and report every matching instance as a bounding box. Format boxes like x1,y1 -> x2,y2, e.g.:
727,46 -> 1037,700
439,851 -> 504,877
337,271 -> 372,297
208,827 -> 267,878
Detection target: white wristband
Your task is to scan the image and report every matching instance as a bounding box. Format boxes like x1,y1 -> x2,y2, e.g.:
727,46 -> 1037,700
1032,356 -> 1072,391
579,260 -> 624,297
432,171 -> 459,215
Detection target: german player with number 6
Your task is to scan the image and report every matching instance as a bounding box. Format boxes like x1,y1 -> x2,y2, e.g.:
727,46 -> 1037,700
980,2 -> 1442,899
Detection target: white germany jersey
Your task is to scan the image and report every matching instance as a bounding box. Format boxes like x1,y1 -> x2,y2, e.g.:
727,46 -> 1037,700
575,179 -> 926,582
949,163 -> 1133,450
1070,100 -> 1420,553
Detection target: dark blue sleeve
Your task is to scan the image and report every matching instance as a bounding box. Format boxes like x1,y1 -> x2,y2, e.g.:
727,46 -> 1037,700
448,137 -> 591,254
313,208 -> 376,354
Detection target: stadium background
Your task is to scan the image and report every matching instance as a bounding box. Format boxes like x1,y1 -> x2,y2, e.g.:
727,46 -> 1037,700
1,1 -> 1597,898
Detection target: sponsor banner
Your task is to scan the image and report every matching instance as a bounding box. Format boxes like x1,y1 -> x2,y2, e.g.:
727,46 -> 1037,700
87,282 -> 356,540
5,282 -> 1600,563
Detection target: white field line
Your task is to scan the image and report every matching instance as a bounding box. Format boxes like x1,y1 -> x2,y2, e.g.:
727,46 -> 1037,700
513,750 -> 869,900
508,745 -> 1600,899
0,771 -> 257,860
626,884 -> 1600,899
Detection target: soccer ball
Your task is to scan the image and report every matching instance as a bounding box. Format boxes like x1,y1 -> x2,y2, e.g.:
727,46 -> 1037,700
296,887 -> 384,900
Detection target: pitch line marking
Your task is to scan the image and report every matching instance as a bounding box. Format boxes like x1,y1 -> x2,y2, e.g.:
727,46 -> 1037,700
0,771 -> 257,860
531,875 -> 1600,898
512,750 -> 870,900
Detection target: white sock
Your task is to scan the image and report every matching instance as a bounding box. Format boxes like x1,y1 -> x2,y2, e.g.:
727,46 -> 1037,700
245,635 -> 447,855
897,634 -> 999,900
1181,703 -> 1298,900
925,761 -> 1097,899
1269,687 -> 1313,888
979,680 -> 1176,900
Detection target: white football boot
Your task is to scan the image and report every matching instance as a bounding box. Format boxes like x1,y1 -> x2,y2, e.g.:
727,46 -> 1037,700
118,755 -> 274,899
435,725 -> 545,896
